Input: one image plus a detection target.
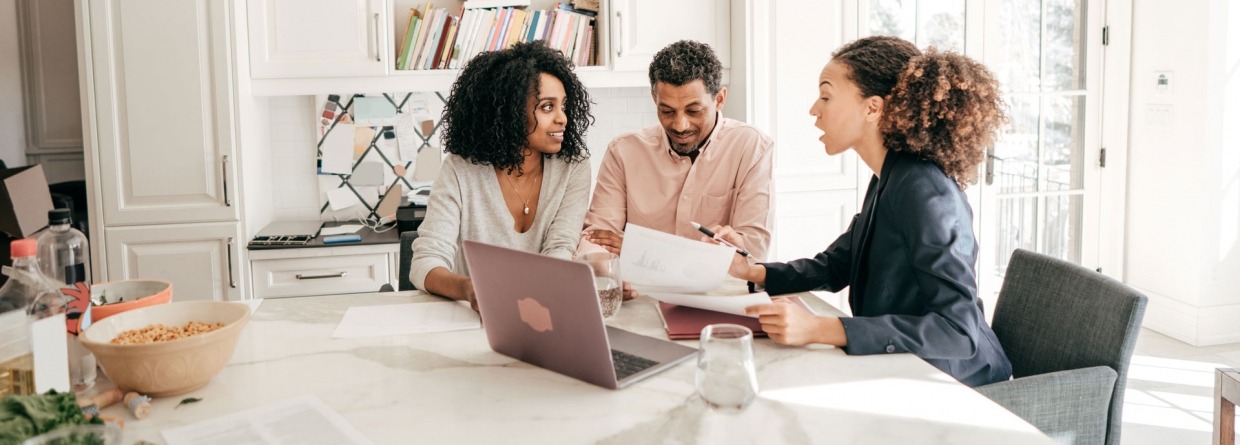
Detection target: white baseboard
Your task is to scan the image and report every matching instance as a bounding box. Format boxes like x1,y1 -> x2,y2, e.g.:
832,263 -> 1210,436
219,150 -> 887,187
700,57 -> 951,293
1138,286 -> 1240,347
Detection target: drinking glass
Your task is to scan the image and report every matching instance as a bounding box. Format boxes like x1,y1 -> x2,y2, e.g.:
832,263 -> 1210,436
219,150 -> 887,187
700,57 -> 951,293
696,324 -> 759,413
581,253 -> 622,318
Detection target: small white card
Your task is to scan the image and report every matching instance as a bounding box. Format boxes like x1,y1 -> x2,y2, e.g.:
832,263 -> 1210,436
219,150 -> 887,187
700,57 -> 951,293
332,302 -> 480,338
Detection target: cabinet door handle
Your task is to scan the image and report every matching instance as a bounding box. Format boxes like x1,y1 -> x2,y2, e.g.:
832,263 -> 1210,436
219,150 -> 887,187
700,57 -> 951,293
371,13 -> 380,62
615,10 -> 625,57
221,155 -> 232,207
226,237 -> 237,289
296,272 -> 348,280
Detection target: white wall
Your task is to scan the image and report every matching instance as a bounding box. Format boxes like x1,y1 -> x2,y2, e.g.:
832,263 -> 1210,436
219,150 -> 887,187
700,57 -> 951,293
0,0 -> 28,168
1127,0 -> 1240,345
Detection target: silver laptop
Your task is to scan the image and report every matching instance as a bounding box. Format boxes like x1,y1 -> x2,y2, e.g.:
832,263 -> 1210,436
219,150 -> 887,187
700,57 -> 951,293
462,240 -> 696,390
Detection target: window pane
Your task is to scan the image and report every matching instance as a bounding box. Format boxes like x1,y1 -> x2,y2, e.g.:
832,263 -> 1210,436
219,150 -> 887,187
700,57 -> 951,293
993,196 -> 1038,276
997,0 -> 1042,92
995,96 -> 1040,193
1043,0 -> 1088,91
919,0 -> 965,52
1041,94 -> 1085,190
869,0 -> 916,40
1039,194 -> 1082,262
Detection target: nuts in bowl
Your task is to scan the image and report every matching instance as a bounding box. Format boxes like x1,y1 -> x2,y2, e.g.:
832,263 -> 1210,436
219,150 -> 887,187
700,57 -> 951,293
78,301 -> 251,397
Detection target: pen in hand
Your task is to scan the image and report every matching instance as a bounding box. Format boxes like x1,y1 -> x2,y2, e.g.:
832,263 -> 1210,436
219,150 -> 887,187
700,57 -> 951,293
691,222 -> 750,257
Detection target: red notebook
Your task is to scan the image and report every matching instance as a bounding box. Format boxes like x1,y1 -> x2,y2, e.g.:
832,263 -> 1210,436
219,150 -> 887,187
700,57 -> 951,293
656,296 -> 812,340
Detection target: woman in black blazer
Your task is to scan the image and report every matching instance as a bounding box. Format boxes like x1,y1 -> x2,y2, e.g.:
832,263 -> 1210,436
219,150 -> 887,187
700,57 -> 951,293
711,36 -> 1012,387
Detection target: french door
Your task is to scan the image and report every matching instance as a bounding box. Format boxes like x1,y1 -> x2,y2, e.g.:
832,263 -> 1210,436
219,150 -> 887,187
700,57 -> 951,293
862,0 -> 1107,310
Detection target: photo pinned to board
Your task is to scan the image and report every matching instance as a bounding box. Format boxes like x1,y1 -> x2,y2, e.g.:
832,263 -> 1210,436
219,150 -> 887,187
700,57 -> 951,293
315,92 -> 447,223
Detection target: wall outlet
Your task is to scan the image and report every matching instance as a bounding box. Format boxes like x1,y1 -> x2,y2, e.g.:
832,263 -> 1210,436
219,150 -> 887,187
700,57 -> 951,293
1154,71 -> 1174,95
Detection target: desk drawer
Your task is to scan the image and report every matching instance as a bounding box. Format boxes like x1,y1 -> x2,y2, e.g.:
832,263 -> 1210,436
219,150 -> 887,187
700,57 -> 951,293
251,253 -> 390,298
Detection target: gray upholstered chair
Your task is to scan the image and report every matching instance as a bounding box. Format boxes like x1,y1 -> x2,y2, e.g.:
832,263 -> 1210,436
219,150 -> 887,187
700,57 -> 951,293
976,248 -> 1147,445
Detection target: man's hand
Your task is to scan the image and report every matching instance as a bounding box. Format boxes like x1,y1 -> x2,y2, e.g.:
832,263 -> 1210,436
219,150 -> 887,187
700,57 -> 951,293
586,230 -> 624,255
457,278 -> 479,312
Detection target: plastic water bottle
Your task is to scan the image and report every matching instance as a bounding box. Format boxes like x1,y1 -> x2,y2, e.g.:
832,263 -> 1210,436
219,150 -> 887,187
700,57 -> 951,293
0,239 -> 54,395
35,208 -> 91,288
33,209 -> 98,392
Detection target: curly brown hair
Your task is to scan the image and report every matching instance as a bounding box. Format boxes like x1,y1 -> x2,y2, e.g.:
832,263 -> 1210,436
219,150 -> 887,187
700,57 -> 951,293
648,40 -> 722,95
833,36 -> 1006,188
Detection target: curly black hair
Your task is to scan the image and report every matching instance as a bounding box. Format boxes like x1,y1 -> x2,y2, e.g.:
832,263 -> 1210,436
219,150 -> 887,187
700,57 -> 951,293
440,41 -> 593,174
648,40 -> 722,95
834,36 -> 1006,188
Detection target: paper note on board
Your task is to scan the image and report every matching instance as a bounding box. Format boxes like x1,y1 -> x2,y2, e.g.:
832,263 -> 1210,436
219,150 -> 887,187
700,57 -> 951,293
619,223 -> 735,293
352,96 -> 397,124
353,126 -> 376,160
326,188 -> 361,211
320,124 -> 354,175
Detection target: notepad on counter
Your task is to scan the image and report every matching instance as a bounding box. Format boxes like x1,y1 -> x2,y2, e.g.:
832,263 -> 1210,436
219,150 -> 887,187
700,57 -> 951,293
655,295 -> 814,340
332,301 -> 480,338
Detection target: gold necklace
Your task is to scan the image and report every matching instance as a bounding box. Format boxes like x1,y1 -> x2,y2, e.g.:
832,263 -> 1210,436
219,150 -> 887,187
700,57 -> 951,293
504,170 -> 541,215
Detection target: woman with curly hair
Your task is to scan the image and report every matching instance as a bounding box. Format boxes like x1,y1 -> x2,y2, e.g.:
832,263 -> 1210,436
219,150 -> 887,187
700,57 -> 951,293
410,41 -> 593,310
709,36 -> 1011,387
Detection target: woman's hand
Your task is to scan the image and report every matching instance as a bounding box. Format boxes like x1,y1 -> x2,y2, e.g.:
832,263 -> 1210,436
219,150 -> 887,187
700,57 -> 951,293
745,298 -> 846,346
704,225 -> 764,284
586,230 -> 624,255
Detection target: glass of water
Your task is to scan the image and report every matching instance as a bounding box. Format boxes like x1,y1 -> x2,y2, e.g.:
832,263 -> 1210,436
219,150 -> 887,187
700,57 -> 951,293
581,253 -> 622,318
696,324 -> 759,413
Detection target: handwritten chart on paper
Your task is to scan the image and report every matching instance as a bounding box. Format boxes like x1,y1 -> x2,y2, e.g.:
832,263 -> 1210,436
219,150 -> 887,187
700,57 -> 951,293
619,223 -> 735,293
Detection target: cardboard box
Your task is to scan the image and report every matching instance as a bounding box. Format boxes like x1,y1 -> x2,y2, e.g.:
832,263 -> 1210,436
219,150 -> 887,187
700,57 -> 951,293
0,165 -> 54,238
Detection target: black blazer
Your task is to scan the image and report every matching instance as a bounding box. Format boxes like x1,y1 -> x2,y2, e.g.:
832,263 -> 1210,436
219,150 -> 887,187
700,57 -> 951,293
763,150 -> 1012,387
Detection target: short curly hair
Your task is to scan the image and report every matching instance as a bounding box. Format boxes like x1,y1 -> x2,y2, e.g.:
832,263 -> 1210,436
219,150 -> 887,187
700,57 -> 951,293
833,36 -> 1006,188
440,41 -> 593,174
648,40 -> 722,95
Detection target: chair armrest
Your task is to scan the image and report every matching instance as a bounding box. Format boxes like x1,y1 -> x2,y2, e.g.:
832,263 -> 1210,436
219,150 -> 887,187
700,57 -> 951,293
976,366 -> 1117,444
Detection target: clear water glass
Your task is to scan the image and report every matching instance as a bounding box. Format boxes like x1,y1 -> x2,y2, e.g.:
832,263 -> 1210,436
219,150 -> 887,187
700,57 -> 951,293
696,324 -> 759,413
581,253 -> 622,318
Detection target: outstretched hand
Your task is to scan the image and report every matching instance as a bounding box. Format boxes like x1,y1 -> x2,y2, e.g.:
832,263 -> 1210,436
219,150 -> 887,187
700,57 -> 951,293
703,225 -> 761,283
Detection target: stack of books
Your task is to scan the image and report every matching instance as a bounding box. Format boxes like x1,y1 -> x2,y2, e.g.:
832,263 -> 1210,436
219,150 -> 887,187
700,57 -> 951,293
395,1 -> 598,71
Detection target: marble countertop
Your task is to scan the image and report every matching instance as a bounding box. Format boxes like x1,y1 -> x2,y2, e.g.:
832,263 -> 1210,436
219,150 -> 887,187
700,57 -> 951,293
100,291 -> 1054,444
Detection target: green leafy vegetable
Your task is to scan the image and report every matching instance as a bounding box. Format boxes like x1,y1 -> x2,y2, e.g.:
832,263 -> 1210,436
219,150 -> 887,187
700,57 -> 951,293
175,397 -> 202,409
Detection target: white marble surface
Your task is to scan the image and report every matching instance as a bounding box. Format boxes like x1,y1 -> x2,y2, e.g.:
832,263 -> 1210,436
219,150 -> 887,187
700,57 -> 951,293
98,291 -> 1055,444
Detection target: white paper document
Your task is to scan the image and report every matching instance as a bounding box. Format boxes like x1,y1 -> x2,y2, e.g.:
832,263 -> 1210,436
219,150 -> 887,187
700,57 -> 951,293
332,301 -> 481,338
619,223 -> 735,293
320,224 -> 364,236
320,124 -> 354,175
646,292 -> 773,317
162,394 -> 373,445
326,188 -> 361,211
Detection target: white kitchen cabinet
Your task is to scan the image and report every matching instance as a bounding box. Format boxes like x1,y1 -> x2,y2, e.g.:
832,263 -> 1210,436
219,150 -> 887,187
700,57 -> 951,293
247,0 -> 389,78
103,223 -> 242,302
79,0 -> 249,300
609,0 -> 730,72
83,0 -> 239,226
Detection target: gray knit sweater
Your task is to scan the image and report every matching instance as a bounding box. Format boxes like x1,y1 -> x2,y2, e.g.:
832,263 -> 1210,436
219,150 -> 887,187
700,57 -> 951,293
409,154 -> 591,289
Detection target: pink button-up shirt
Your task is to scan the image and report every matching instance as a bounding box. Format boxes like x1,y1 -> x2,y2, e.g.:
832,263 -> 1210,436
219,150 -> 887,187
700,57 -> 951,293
579,115 -> 774,261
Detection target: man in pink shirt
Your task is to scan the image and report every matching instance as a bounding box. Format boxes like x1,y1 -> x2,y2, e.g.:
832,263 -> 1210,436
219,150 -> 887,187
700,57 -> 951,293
578,40 -> 774,265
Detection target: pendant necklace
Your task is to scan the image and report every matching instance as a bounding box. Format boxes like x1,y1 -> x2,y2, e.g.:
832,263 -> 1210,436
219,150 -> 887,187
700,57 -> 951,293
504,169 -> 541,215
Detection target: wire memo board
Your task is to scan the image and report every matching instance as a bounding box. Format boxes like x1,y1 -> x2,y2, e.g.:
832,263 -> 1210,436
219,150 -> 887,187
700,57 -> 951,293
316,92 -> 447,222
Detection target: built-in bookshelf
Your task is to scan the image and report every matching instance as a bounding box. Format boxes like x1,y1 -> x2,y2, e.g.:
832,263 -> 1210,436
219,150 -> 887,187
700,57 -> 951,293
392,0 -> 601,72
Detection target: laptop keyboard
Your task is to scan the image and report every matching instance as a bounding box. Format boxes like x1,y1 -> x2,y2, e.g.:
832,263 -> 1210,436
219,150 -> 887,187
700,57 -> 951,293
611,350 -> 659,380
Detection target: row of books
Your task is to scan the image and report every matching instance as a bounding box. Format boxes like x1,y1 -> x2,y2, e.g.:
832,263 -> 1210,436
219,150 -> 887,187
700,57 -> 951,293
395,2 -> 598,71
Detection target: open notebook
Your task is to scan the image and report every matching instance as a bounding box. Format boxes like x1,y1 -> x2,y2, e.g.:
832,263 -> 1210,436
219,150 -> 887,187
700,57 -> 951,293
656,296 -> 814,340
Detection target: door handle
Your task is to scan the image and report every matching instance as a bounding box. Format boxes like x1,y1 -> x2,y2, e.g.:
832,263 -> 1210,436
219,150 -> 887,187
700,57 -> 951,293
371,13 -> 381,62
226,237 -> 237,289
221,155 -> 232,207
615,10 -> 624,57
296,272 -> 348,280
